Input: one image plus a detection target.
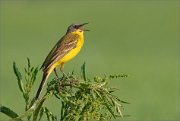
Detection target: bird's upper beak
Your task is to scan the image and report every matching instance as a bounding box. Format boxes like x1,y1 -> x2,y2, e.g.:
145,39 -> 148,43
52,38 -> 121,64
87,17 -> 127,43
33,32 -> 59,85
79,23 -> 90,31
80,23 -> 89,26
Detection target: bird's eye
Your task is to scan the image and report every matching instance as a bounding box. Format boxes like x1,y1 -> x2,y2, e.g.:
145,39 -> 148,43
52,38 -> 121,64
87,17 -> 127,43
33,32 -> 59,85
74,25 -> 77,28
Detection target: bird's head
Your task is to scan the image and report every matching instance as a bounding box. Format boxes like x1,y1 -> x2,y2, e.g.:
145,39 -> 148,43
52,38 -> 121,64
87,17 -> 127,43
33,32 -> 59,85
66,23 -> 89,34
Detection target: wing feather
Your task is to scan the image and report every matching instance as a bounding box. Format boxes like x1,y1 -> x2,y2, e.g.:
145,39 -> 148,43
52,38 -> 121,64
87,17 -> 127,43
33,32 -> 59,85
41,33 -> 79,71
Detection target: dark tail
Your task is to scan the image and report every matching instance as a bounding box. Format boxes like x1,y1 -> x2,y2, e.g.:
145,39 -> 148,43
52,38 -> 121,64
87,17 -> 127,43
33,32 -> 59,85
35,72 -> 49,100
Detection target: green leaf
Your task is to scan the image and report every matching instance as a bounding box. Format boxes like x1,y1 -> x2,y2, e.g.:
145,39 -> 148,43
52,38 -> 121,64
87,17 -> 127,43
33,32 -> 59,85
103,103 -> 116,119
38,107 -> 45,121
93,90 -> 102,99
24,67 -> 27,73
33,98 -> 46,121
60,102 -> 64,121
30,67 -> 34,72
13,62 -> 22,81
44,107 -> 57,121
13,62 -> 25,94
91,90 -> 96,100
115,106 -> 123,117
0,105 -> 22,120
27,57 -> 31,69
31,67 -> 39,85
45,108 -> 50,121
33,92 -> 53,121
81,62 -> 87,81
113,95 -> 130,104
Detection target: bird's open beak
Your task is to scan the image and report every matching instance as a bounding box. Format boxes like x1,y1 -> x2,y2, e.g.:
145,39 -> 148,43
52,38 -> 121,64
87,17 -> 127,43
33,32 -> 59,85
79,23 -> 90,31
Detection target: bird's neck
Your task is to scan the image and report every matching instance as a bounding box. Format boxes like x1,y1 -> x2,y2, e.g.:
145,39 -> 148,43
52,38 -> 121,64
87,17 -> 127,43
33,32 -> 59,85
71,31 -> 84,40
72,31 -> 84,36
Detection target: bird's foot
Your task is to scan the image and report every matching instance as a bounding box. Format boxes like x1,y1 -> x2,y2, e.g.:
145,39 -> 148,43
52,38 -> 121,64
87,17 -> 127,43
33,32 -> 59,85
69,79 -> 79,85
62,72 -> 68,78
57,78 -> 62,92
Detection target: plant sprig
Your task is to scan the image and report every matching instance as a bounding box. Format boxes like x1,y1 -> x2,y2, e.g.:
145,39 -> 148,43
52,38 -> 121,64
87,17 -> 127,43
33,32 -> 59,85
1,58 -> 129,121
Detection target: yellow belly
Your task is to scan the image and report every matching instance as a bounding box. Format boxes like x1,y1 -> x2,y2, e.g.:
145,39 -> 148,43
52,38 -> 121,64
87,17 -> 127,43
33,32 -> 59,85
59,43 -> 83,63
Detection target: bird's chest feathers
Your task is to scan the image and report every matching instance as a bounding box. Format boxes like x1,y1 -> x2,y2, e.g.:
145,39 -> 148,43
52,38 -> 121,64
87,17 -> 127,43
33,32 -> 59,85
76,35 -> 84,49
70,35 -> 84,55
60,34 -> 84,63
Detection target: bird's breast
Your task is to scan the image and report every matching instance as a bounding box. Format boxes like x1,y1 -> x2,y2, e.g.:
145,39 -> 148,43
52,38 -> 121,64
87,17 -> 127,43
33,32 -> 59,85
58,34 -> 84,63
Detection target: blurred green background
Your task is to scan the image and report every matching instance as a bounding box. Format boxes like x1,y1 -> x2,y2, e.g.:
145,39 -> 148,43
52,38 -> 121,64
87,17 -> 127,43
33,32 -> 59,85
0,0 -> 179,120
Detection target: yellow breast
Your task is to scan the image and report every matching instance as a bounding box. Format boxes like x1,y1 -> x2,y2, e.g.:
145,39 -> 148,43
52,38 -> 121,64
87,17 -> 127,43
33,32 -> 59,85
58,31 -> 84,64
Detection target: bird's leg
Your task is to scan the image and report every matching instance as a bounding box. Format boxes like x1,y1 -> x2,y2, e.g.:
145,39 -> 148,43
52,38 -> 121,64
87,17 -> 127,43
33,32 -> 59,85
60,62 -> 67,77
54,68 -> 59,79
60,63 -> 74,92
54,68 -> 62,91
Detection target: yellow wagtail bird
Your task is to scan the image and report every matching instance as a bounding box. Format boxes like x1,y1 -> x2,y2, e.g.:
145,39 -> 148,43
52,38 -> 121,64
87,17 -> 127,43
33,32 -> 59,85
35,23 -> 88,100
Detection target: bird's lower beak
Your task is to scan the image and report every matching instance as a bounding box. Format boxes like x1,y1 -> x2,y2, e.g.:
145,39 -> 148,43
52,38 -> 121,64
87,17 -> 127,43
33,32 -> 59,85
84,29 -> 90,31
